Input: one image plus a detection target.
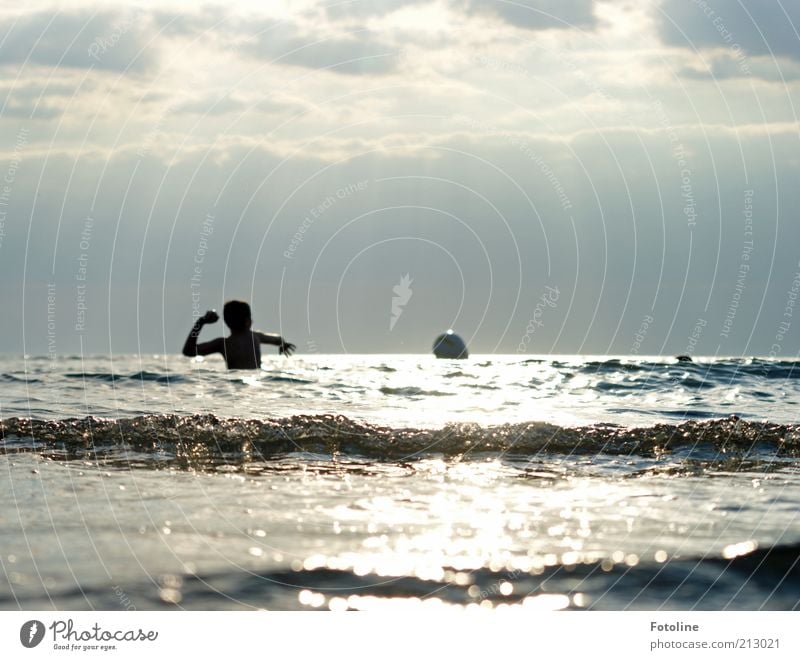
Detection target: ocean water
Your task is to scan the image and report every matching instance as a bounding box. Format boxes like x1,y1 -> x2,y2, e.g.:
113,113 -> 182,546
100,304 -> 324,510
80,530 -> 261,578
1,354 -> 799,610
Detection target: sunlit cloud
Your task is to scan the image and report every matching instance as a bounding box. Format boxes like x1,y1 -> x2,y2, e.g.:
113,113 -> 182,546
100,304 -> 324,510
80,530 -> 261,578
0,8 -> 158,73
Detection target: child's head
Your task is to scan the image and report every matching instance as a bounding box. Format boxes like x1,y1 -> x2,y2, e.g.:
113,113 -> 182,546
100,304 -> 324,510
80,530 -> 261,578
223,300 -> 252,332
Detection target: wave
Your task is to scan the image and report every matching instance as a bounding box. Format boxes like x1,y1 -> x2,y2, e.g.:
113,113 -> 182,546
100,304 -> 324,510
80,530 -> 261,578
4,541 -> 797,610
63,371 -> 188,384
576,358 -> 800,380
170,540 -> 800,610
2,414 -> 799,468
0,374 -> 43,384
249,375 -> 314,384
379,386 -> 454,397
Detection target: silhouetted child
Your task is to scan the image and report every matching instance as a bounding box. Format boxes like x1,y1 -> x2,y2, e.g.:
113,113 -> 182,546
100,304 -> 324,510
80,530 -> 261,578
182,300 -> 295,369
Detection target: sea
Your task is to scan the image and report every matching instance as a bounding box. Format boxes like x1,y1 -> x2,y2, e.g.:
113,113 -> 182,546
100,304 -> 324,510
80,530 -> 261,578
1,353 -> 799,611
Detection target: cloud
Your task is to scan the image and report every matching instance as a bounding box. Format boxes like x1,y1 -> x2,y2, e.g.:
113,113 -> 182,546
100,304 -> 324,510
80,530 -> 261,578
0,9 -> 156,73
324,0 -> 431,19
174,94 -> 248,115
150,8 -> 400,76
0,100 -> 61,120
245,25 -> 398,75
0,80 -> 95,120
150,6 -> 231,37
659,0 -> 800,61
679,52 -> 800,82
171,92 -> 303,116
461,0 -> 597,30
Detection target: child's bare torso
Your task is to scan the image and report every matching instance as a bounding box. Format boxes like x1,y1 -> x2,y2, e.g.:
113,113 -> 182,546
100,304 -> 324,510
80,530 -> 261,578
223,331 -> 262,369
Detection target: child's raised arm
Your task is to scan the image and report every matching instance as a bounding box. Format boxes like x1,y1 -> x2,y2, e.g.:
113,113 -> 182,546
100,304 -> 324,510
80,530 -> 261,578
182,310 -> 224,357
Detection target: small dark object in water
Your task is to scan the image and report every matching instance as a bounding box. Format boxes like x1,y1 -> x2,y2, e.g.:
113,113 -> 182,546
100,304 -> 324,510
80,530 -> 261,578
676,355 -> 693,362
433,330 -> 468,359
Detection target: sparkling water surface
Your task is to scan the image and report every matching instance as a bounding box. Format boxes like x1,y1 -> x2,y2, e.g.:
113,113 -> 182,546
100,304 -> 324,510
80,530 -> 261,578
2,354 -> 800,610
4,353 -> 800,425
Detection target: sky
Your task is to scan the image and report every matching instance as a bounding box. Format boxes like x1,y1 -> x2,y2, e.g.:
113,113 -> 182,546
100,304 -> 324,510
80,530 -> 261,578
1,0 -> 799,356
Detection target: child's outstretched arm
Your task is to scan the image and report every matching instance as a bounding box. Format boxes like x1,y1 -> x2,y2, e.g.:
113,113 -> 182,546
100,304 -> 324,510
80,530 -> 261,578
256,332 -> 296,356
182,310 -> 224,357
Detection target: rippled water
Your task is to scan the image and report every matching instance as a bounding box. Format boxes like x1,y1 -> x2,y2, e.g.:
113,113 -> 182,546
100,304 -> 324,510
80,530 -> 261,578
1,354 -> 799,610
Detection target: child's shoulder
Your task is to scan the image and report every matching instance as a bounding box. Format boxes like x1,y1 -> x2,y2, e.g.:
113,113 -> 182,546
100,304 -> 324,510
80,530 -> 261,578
226,329 -> 258,340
